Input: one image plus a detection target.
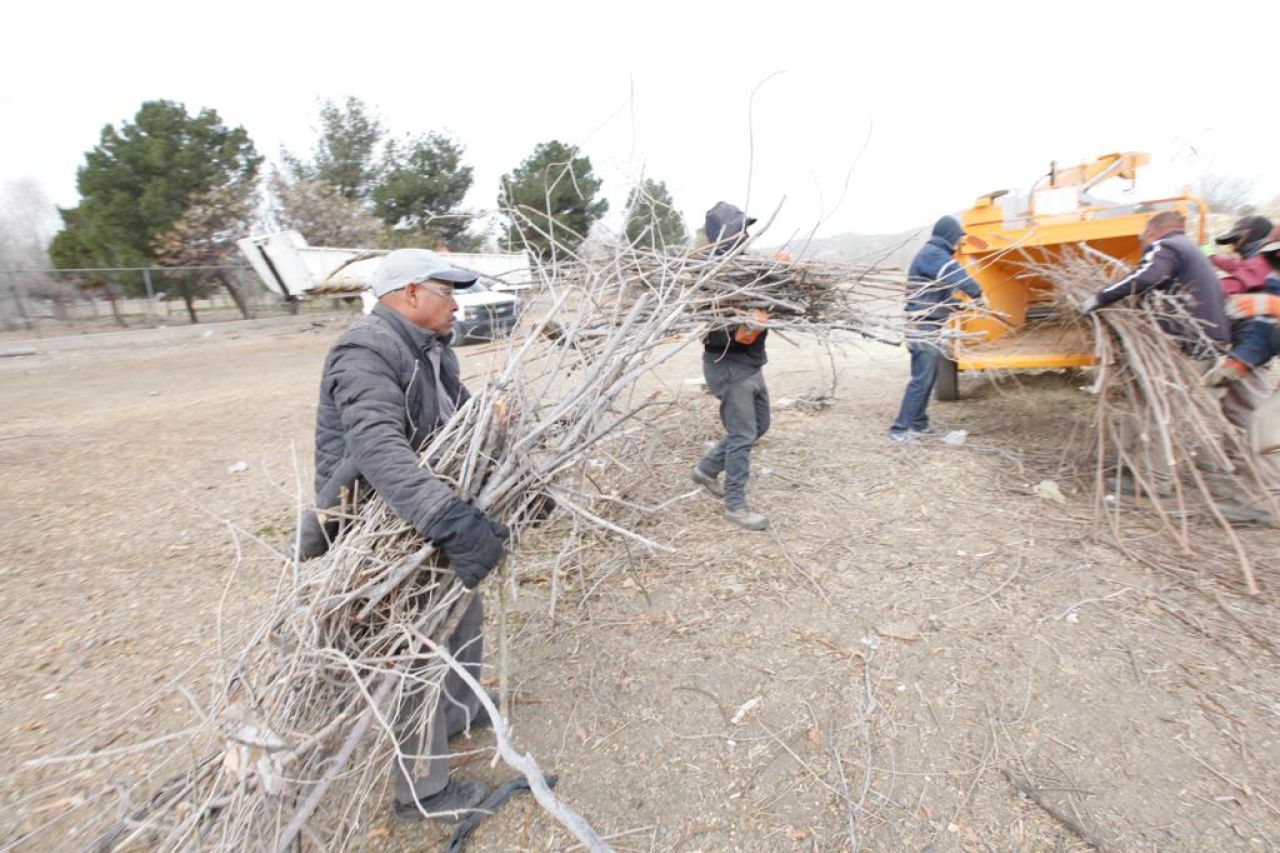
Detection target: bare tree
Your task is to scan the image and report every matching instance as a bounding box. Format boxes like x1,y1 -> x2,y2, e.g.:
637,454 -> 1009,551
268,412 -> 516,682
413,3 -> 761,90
1198,173 -> 1256,215
266,169 -> 383,248
0,179 -> 62,329
153,181 -> 258,320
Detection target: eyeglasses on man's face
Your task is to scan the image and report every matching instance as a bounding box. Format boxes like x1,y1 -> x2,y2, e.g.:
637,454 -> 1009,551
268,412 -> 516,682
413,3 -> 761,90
410,281 -> 454,299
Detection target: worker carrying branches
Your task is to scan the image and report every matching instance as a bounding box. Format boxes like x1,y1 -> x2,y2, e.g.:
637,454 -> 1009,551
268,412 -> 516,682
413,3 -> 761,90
299,249 -> 509,821
691,202 -> 773,531
1080,211 -> 1230,360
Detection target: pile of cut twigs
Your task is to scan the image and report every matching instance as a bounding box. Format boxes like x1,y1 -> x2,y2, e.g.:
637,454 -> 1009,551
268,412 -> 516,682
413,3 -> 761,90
1039,252 -> 1277,593
12,235 -> 936,851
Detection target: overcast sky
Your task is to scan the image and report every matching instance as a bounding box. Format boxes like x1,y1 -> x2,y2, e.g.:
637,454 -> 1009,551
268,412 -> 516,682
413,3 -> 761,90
4,0 -> 1276,246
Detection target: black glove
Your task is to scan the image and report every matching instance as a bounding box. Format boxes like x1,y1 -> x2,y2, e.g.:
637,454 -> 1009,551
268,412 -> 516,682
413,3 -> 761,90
294,509 -> 339,561
426,500 -> 510,589
294,458 -> 362,561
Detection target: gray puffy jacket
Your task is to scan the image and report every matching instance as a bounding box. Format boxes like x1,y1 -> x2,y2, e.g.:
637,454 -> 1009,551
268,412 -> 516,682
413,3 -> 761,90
300,304 -> 470,558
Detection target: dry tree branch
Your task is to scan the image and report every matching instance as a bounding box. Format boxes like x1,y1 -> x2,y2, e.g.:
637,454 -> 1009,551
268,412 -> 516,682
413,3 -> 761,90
418,634 -> 611,852
1029,249 -> 1276,592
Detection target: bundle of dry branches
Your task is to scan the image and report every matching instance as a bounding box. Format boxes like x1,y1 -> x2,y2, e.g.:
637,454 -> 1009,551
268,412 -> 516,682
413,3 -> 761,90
13,230 -> 940,850
507,201 -> 989,351
567,247 -> 907,334
1039,252 -> 1277,592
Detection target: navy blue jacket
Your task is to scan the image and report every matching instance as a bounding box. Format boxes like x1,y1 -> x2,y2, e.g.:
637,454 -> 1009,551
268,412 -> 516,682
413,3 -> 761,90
905,216 -> 982,325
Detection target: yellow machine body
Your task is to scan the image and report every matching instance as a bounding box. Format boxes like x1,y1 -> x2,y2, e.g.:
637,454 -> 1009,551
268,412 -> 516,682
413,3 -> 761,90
948,152 -> 1206,372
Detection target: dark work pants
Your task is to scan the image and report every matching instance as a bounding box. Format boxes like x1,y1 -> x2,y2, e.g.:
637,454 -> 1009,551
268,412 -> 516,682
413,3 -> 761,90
698,355 -> 770,509
391,594 -> 485,804
890,341 -> 941,434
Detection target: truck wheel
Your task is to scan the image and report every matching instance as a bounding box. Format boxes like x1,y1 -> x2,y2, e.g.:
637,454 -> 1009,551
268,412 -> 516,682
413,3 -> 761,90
934,356 -> 959,402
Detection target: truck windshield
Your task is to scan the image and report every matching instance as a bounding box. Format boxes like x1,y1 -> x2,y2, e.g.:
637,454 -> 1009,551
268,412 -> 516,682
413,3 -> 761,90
454,281 -> 489,296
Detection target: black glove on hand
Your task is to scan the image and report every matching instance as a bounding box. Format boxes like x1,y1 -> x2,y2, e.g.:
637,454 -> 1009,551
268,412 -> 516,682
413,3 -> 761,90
294,509 -> 339,561
426,500 -> 510,589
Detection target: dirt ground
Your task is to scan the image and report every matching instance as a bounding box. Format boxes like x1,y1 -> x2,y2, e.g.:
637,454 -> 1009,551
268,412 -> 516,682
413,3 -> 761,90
2,314 -> 1279,851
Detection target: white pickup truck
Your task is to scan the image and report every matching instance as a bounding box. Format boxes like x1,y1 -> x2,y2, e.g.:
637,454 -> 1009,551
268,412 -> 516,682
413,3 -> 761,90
237,230 -> 529,342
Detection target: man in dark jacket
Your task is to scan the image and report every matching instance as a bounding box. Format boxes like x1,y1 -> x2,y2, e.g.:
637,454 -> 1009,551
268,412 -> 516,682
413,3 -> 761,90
691,202 -> 771,530
304,248 -> 509,820
888,215 -> 982,442
1081,211 -> 1229,357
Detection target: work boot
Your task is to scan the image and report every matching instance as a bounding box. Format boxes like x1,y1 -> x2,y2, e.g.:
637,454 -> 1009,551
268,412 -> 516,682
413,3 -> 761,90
888,431 -> 913,444
725,506 -> 769,531
909,425 -> 936,436
690,466 -> 725,498
394,778 -> 490,822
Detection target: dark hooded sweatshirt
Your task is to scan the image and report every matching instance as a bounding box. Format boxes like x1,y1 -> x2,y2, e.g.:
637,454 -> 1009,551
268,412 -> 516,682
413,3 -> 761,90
905,215 -> 982,327
704,202 -> 753,257
702,202 -> 768,365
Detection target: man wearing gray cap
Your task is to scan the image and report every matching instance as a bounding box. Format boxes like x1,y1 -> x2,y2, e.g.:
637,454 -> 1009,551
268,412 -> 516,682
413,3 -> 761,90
301,248 -> 508,820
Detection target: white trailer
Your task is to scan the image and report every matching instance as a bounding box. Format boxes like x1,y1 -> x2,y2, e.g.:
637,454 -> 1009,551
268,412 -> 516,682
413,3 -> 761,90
237,230 -> 528,342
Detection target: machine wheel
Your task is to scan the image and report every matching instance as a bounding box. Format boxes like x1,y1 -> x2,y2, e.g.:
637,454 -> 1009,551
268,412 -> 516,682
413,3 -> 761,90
934,356 -> 959,402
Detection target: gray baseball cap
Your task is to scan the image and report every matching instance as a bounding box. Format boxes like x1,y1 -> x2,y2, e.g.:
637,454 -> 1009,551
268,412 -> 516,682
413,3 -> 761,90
369,249 -> 478,297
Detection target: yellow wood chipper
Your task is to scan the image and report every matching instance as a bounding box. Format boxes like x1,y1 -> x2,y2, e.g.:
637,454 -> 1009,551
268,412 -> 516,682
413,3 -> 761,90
934,151 -> 1207,400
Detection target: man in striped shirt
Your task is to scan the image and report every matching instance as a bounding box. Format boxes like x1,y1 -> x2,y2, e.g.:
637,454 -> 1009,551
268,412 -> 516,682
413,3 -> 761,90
1080,211 -> 1228,359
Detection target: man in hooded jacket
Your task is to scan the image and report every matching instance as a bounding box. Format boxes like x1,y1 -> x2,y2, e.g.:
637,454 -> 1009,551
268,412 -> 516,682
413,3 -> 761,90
301,248 -> 509,820
888,215 -> 982,442
691,202 -> 772,530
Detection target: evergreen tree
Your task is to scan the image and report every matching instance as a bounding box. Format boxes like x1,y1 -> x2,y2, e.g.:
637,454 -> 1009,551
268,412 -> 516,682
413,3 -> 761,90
623,178 -> 688,251
373,133 -> 475,250
284,97 -> 384,202
498,141 -> 607,259
50,100 -> 260,283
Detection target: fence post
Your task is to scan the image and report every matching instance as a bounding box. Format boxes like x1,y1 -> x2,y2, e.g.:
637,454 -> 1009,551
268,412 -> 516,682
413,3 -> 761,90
142,267 -> 156,325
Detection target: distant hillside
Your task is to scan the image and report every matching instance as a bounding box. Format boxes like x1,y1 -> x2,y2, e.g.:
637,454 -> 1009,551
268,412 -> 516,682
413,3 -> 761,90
766,227 -> 928,268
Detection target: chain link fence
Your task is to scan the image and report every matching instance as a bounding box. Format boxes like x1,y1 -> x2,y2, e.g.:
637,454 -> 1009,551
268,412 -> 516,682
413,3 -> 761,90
0,264 -> 358,338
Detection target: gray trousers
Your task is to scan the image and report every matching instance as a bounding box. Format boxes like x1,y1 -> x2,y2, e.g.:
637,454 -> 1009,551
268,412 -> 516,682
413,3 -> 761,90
698,355 -> 770,509
391,594 -> 485,804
